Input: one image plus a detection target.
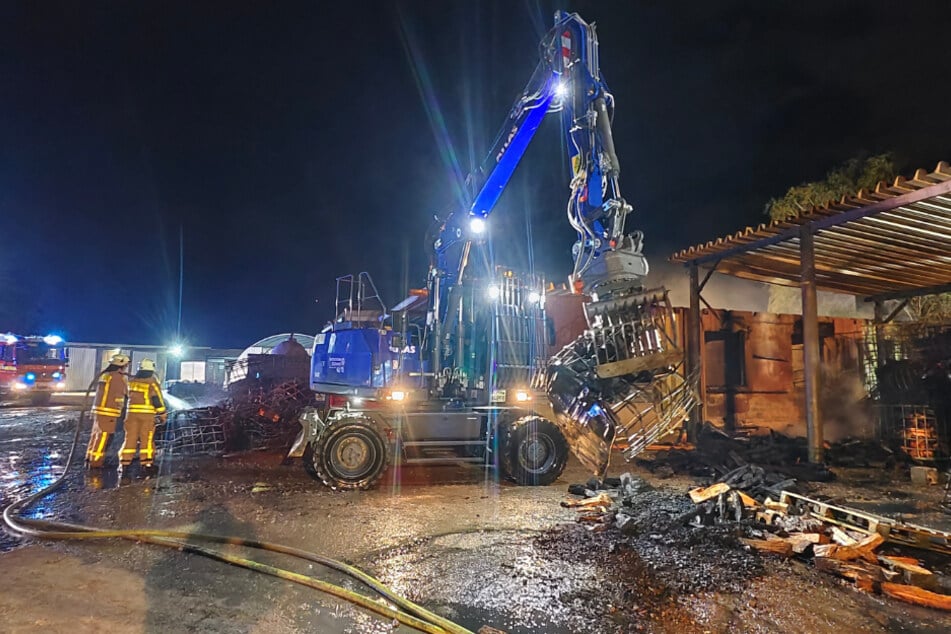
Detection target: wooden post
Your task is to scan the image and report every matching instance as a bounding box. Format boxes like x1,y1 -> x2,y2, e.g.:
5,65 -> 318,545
687,263 -> 703,441
800,226 -> 823,463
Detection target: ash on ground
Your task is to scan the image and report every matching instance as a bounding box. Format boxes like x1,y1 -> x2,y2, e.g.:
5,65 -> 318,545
534,476 -> 764,631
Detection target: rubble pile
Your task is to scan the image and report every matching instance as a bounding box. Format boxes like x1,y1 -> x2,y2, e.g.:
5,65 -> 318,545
565,473 -> 951,612
637,424 -> 899,483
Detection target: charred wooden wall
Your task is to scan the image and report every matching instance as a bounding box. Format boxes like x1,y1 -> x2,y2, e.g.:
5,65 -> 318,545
695,310 -> 870,439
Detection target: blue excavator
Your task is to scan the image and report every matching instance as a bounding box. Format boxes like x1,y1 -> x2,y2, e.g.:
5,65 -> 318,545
289,11 -> 697,489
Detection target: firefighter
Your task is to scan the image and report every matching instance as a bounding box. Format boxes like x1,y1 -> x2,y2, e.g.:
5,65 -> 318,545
119,358 -> 166,469
86,354 -> 130,468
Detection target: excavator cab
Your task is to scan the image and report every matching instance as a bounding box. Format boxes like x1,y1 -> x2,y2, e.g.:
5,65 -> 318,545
295,271 -> 569,491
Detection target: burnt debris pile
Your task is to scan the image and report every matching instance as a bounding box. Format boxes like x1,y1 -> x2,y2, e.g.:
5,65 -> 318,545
635,423 -> 900,484
564,471 -> 951,613
558,474 -> 763,595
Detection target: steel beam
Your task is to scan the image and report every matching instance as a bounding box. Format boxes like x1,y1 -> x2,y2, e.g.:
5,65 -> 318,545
800,226 -> 823,464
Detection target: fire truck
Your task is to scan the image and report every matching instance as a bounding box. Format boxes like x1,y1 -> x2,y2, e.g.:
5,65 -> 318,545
0,334 -> 69,405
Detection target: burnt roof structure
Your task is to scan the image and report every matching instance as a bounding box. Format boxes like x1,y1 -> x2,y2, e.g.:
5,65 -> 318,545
671,162 -> 951,302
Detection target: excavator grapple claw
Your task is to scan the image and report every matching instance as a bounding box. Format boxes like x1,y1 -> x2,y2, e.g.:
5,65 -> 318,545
546,288 -> 699,475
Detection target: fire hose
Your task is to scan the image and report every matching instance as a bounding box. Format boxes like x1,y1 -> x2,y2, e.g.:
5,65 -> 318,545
1,373 -> 474,634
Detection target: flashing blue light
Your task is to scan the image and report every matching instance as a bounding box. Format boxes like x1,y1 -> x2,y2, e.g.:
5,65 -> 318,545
43,334 -> 63,346
586,403 -> 604,418
52,372 -> 62,379
25,373 -> 36,382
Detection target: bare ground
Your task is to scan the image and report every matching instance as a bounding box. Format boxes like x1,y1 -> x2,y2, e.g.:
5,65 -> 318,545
1,406 -> 949,633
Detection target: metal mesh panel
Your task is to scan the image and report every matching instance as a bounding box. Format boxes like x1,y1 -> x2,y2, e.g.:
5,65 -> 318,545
156,380 -> 313,458
156,409 -> 226,457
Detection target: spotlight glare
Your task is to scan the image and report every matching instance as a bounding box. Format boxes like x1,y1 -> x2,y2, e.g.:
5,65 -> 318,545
469,217 -> 486,235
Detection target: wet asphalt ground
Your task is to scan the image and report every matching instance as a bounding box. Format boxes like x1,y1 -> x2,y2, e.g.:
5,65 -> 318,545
2,404 -> 951,633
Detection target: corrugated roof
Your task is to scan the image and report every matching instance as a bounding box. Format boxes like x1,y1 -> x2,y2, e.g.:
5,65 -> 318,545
670,161 -> 951,299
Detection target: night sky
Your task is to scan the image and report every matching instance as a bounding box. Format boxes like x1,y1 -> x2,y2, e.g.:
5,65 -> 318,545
3,1 -> 950,348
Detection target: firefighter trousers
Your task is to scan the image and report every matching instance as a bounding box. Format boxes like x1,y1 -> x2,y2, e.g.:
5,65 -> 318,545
86,415 -> 119,468
119,413 -> 156,466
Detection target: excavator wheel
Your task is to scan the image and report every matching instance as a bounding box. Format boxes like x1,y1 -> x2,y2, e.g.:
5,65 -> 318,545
499,416 -> 569,486
306,415 -> 389,490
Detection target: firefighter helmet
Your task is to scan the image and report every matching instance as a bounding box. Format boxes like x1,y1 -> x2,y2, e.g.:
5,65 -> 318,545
109,354 -> 131,367
139,358 -> 156,372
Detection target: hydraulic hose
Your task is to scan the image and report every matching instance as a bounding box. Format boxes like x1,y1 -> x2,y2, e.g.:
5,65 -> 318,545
2,373 -> 474,634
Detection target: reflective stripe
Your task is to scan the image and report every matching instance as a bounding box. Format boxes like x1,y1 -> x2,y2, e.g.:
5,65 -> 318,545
92,407 -> 121,416
97,375 -> 114,411
152,381 -> 167,414
128,406 -> 157,413
143,430 -> 155,459
90,433 -> 109,460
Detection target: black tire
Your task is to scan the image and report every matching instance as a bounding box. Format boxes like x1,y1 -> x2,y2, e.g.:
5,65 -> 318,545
499,416 -> 569,486
301,443 -> 320,478
306,416 -> 389,490
30,391 -> 52,406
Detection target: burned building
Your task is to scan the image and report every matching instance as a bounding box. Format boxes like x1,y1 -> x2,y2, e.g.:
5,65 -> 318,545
672,161 -> 951,464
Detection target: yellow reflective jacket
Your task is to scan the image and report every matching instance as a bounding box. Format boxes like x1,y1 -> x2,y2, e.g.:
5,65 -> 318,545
128,375 -> 166,415
92,369 -> 128,418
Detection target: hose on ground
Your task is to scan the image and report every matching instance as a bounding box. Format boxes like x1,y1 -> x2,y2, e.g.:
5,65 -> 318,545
1,373 -> 474,634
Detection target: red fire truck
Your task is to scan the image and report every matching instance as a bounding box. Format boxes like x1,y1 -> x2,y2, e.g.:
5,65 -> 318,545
0,333 -> 69,405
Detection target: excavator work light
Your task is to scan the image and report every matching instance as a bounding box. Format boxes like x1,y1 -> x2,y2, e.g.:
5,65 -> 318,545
469,217 -> 486,235
514,389 -> 531,402
554,80 -> 569,100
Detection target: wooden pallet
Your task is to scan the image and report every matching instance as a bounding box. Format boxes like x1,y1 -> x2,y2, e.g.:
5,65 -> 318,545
779,491 -> 951,555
